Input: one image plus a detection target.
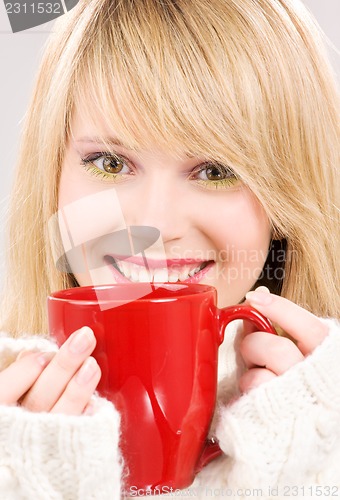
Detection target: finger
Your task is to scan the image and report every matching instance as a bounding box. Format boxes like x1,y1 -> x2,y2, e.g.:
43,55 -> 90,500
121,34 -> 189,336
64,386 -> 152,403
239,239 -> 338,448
22,327 -> 96,412
254,285 -> 271,294
50,357 -> 101,416
245,291 -> 328,354
16,349 -> 39,361
83,398 -> 96,416
240,320 -> 257,337
242,286 -> 270,307
239,367 -> 277,393
0,352 -> 54,405
240,331 -> 304,374
240,287 -> 271,337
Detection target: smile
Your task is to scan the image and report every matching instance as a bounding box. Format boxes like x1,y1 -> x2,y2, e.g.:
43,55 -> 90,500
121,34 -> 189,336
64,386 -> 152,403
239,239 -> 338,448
104,256 -> 214,284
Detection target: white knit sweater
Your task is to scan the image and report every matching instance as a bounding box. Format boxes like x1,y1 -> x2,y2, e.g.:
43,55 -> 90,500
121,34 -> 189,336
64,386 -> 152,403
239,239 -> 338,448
0,318 -> 339,500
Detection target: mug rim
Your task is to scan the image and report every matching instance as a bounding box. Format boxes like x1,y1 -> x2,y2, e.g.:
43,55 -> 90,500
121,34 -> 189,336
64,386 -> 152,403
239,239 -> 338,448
48,283 -> 216,305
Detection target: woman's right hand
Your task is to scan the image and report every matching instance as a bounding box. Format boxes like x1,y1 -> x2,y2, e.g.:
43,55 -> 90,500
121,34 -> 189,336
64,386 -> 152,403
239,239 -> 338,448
0,327 -> 101,415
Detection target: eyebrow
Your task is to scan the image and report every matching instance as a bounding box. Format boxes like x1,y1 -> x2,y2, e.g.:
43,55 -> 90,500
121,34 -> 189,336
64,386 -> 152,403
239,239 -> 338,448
75,136 -> 131,149
75,136 -> 196,159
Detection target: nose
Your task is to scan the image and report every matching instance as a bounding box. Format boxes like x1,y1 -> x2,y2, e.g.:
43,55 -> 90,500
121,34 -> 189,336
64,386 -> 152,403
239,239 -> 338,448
122,175 -> 188,244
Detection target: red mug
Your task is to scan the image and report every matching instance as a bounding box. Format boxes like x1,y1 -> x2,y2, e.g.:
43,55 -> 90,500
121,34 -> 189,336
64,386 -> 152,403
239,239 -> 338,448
47,283 -> 276,493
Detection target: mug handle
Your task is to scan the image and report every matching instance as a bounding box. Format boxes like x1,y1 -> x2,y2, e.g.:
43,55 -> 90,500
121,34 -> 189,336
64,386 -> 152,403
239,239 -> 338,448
196,304 -> 277,472
195,438 -> 223,473
216,304 -> 277,345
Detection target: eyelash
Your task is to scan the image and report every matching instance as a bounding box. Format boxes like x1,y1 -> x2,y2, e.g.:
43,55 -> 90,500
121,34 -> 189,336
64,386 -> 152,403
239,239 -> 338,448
80,152 -> 133,183
80,152 -> 239,190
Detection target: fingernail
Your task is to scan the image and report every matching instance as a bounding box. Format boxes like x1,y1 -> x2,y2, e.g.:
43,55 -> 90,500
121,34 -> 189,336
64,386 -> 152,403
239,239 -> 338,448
36,352 -> 55,367
16,350 -> 37,361
68,327 -> 94,354
76,357 -> 99,385
255,286 -> 270,293
245,290 -> 273,305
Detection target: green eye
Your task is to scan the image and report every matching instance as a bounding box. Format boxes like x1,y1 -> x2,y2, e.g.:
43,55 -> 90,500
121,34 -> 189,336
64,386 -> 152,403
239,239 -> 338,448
191,163 -> 239,190
81,153 -> 133,182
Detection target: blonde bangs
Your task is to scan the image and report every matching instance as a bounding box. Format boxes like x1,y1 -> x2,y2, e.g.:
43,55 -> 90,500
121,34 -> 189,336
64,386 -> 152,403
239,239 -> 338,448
70,0 -> 263,168
70,0 -> 339,201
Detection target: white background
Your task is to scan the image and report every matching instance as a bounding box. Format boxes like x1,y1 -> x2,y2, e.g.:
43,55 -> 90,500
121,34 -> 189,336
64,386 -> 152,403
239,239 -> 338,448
0,0 -> 339,287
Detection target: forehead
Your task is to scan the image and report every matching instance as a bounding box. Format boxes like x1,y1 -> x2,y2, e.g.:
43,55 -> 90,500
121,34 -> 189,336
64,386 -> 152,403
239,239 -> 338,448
69,93 -> 199,158
68,75 -> 248,168
68,101 -> 196,162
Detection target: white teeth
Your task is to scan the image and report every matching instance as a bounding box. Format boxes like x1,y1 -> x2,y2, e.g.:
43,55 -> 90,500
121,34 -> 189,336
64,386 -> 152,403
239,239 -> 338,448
153,268 -> 168,282
179,266 -> 191,281
130,263 -> 140,282
118,261 -> 131,279
130,269 -> 139,282
189,266 -> 201,277
139,268 -> 151,282
113,259 -> 208,282
168,272 -> 180,283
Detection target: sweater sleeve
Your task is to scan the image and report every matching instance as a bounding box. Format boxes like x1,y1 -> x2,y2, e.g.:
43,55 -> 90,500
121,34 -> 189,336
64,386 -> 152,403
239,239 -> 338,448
0,334 -> 123,500
194,318 -> 340,497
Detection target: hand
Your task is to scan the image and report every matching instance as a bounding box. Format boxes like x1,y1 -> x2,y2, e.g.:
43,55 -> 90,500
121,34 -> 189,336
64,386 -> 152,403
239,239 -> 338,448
0,327 -> 101,415
238,287 -> 329,393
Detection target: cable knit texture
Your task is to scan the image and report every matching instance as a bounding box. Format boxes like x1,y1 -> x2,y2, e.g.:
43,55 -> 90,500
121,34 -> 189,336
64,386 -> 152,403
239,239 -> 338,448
0,318 -> 339,500
0,401 -> 121,500
193,318 -> 340,499
0,334 -> 122,500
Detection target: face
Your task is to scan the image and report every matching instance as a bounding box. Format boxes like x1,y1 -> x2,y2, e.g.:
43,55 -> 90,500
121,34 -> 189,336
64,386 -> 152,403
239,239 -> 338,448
58,106 -> 271,308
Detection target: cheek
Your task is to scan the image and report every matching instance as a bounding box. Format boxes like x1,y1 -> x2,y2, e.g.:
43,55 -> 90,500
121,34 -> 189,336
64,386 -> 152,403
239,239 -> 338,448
202,190 -> 271,262
200,191 -> 271,307
58,162 -> 127,248
57,162 -> 130,286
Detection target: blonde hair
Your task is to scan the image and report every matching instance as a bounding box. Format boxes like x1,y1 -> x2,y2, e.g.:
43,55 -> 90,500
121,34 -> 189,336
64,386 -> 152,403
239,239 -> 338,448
1,0 -> 339,335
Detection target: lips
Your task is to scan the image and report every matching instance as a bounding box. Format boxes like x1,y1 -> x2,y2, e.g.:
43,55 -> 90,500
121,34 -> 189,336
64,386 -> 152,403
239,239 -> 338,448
104,255 -> 214,283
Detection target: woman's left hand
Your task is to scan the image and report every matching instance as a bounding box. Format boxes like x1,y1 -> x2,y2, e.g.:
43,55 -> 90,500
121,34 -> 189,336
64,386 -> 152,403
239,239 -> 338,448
238,287 -> 329,393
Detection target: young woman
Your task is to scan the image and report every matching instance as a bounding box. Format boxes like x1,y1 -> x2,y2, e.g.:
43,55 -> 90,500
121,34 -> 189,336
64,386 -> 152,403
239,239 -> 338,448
0,0 -> 339,498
